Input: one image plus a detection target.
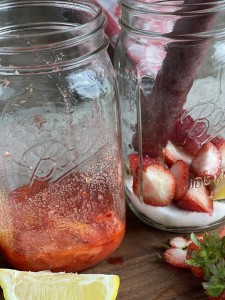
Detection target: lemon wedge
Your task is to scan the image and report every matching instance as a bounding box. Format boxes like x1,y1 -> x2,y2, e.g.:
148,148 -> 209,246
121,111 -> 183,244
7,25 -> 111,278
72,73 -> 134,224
0,269 -> 120,300
214,178 -> 225,200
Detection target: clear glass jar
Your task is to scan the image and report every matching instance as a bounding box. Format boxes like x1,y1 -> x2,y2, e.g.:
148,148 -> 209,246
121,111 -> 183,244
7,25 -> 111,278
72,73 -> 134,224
0,0 -> 125,272
114,0 -> 225,232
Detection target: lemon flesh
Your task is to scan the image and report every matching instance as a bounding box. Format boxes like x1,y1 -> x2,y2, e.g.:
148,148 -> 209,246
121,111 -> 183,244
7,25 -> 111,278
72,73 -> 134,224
214,179 -> 225,200
0,269 -> 120,300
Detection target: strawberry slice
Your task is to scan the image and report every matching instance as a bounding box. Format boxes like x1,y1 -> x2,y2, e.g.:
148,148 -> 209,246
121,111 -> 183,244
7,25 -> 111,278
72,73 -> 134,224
169,236 -> 190,249
183,137 -> 207,156
165,236 -> 190,268
175,185 -> 213,214
190,142 -> 222,178
170,160 -> 190,200
132,163 -> 176,206
128,154 -> 157,175
212,137 -> 225,170
164,247 -> 188,268
218,227 -> 225,239
170,114 -> 210,156
163,141 -> 193,167
170,115 -> 208,147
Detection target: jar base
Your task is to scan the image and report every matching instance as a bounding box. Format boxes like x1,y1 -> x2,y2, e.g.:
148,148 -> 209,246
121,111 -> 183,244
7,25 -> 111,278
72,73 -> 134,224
126,197 -> 225,233
0,222 -> 126,272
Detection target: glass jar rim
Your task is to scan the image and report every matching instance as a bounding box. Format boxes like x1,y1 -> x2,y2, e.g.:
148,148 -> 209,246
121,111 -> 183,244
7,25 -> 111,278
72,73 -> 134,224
0,0 -> 105,52
0,0 -> 108,74
120,0 -> 225,14
119,0 -> 225,39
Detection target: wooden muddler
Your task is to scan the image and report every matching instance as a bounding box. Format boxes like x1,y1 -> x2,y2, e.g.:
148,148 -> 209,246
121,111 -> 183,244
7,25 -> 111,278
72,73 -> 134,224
133,0 -> 219,158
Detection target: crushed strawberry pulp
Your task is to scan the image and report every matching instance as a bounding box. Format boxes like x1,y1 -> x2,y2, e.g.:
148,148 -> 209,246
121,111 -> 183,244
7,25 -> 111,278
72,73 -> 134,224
0,174 -> 125,272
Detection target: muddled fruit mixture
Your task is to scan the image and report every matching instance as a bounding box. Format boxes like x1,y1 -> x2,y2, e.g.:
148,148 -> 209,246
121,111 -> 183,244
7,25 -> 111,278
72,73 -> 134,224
0,172 -> 125,272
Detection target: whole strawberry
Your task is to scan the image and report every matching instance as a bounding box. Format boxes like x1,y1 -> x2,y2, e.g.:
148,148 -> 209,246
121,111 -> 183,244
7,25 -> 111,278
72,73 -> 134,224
186,232 -> 225,281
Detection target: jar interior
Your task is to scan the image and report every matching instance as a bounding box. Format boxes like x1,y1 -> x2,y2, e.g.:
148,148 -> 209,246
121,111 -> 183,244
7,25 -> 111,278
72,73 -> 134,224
0,1 -> 97,31
0,0 -> 107,73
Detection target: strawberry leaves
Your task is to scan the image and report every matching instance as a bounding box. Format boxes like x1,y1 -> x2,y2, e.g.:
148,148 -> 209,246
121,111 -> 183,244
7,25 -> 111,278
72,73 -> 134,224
164,229 -> 225,299
203,259 -> 225,298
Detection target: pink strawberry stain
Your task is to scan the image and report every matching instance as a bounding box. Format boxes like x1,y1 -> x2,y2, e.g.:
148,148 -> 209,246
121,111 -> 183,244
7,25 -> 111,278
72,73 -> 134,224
34,115 -> 44,128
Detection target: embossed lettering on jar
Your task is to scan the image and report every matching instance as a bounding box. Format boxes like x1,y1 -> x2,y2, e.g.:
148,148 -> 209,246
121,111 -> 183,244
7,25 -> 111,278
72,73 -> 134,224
0,0 -> 125,271
114,0 -> 225,232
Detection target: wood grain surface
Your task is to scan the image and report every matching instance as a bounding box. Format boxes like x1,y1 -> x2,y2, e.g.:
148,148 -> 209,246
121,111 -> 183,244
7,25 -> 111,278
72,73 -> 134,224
0,207 -> 209,300
83,207 -> 208,300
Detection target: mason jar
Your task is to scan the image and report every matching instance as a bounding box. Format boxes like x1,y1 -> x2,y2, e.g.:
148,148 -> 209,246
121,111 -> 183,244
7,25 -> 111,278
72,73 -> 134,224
114,0 -> 225,232
0,0 -> 125,272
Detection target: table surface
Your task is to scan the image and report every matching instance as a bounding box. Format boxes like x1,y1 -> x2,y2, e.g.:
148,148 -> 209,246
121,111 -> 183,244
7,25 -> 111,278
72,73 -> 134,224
84,207 -> 208,300
0,207 -> 209,300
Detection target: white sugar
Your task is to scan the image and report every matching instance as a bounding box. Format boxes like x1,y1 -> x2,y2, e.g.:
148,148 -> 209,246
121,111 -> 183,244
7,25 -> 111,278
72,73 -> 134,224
125,176 -> 225,228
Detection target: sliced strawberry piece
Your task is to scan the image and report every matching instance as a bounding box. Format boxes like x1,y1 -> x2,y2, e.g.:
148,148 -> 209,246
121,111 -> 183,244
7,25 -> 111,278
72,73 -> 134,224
170,115 -> 208,147
212,137 -> 225,170
163,141 -> 193,167
190,142 -> 222,178
128,154 -> 157,175
170,160 -> 190,200
164,247 -> 188,268
169,236 -> 190,249
219,227 -> 225,239
164,236 -> 190,268
133,163 -> 176,206
183,136 -> 206,156
170,114 -> 210,156
128,153 -> 141,175
175,185 -> 213,214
